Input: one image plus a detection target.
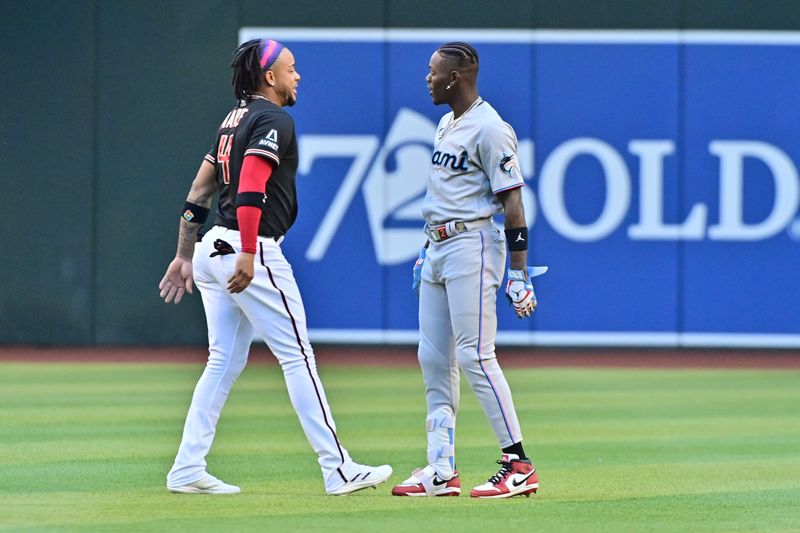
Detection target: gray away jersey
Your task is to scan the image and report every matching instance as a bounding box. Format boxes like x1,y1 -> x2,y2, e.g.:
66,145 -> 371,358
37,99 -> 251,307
422,98 -> 525,225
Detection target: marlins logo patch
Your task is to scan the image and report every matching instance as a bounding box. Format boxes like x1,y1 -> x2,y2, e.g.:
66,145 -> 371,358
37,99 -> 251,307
499,153 -> 516,174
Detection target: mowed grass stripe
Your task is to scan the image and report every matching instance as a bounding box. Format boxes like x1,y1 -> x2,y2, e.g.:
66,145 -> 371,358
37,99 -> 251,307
0,362 -> 798,532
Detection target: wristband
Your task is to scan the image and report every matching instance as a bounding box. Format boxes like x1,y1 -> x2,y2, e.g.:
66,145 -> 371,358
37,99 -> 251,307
505,227 -> 528,252
182,201 -> 209,224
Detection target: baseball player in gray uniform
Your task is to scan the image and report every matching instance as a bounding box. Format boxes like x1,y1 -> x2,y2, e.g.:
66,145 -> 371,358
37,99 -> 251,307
392,42 -> 545,499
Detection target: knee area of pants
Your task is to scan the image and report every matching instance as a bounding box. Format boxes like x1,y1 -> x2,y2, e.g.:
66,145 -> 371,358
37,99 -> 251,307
454,350 -> 481,370
458,359 -> 501,378
418,355 -> 452,373
210,362 -> 247,380
206,352 -> 232,367
417,337 -> 447,355
418,346 -> 451,362
280,355 -> 315,372
207,349 -> 247,369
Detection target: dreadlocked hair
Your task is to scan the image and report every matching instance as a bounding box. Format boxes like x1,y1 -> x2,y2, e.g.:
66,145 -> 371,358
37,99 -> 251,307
231,39 -> 264,103
437,42 -> 479,69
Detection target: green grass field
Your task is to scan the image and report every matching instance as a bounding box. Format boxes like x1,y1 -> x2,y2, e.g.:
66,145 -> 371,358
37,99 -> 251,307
1,361 -> 799,532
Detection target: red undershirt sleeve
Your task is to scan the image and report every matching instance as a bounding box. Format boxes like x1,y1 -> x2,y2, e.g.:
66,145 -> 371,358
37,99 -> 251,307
236,155 -> 274,254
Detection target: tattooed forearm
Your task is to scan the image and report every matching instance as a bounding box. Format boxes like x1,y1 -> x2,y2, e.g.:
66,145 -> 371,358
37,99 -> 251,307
186,184 -> 216,208
176,219 -> 200,260
174,160 -> 218,260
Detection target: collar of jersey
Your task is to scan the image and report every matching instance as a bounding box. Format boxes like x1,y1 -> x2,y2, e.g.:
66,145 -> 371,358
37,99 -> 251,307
452,96 -> 483,122
250,94 -> 278,105
439,97 -> 483,141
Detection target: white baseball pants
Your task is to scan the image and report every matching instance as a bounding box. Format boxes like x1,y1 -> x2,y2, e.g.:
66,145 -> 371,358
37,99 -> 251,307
167,225 -> 355,490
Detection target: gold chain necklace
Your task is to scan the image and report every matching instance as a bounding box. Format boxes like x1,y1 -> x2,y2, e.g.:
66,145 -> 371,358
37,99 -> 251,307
437,97 -> 482,140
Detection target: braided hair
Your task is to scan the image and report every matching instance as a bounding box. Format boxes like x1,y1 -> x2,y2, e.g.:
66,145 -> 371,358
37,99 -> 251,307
437,42 -> 479,70
231,39 -> 263,102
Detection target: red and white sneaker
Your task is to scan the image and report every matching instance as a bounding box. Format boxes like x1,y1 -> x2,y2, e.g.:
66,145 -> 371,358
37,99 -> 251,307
391,465 -> 461,497
470,454 -> 538,499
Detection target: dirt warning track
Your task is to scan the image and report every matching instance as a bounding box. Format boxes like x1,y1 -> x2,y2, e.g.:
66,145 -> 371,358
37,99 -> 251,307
1,345 -> 799,368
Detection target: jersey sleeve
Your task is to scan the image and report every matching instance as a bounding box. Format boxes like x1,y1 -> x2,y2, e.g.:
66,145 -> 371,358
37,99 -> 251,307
205,112 -> 227,164
244,112 -> 294,166
478,121 -> 525,194
204,139 -> 217,164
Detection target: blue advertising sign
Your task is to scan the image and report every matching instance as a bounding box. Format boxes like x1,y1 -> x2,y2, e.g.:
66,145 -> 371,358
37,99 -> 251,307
239,28 -> 800,347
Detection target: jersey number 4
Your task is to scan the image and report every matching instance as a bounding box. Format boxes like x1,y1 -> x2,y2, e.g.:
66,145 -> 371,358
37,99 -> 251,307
217,134 -> 234,184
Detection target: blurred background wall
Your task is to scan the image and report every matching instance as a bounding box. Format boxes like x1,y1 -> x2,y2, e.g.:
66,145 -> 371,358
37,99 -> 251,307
2,0 -> 799,346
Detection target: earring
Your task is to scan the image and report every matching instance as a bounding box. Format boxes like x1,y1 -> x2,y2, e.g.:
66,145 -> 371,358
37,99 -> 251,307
446,82 -> 454,90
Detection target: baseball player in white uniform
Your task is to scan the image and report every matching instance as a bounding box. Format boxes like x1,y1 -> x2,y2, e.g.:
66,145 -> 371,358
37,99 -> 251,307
392,42 -> 545,499
158,39 -> 391,496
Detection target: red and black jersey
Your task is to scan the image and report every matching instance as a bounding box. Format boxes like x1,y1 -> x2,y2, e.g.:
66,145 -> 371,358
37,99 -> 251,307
205,95 -> 298,237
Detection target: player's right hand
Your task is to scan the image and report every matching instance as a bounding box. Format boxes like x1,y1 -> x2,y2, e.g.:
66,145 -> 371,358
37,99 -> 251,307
505,269 -> 536,318
228,252 -> 255,294
412,247 -> 427,297
505,266 -> 548,318
159,257 -> 194,304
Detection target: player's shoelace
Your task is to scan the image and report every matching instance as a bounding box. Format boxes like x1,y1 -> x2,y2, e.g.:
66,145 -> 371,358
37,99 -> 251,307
487,461 -> 513,485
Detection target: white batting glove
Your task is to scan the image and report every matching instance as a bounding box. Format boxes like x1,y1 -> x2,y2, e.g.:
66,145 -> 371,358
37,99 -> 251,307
505,266 -> 548,319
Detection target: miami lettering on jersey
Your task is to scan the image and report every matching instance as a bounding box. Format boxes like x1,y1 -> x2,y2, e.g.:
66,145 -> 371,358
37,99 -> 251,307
432,149 -> 469,171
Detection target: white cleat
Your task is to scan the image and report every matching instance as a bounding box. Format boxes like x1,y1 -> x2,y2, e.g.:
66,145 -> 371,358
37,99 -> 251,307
167,472 -> 241,494
326,464 -> 393,496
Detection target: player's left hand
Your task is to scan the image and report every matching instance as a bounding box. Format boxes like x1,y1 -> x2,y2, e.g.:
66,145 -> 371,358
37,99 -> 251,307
159,256 -> 194,304
505,266 -> 547,319
228,252 -> 255,293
